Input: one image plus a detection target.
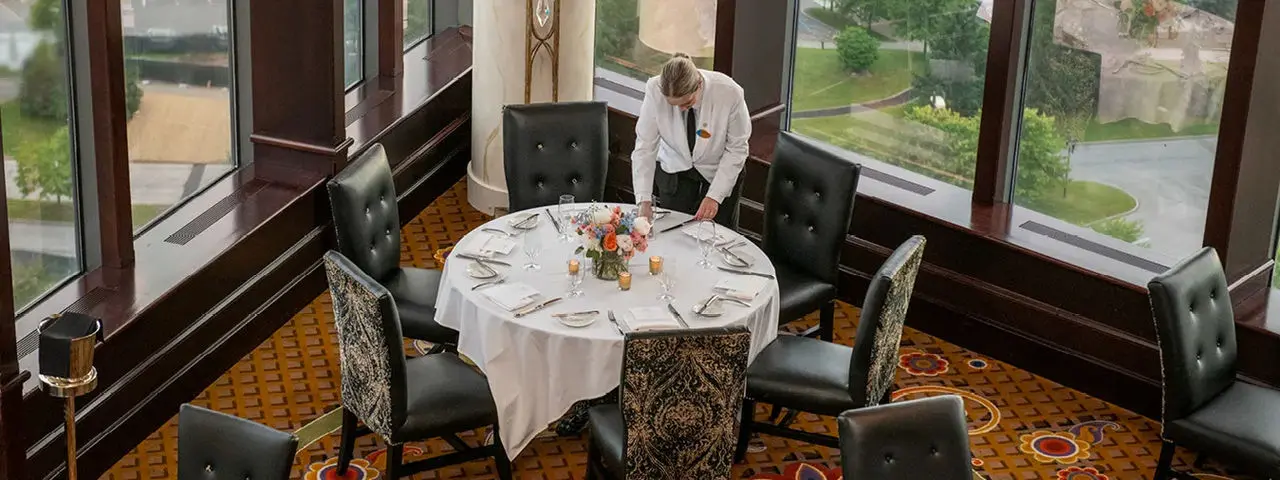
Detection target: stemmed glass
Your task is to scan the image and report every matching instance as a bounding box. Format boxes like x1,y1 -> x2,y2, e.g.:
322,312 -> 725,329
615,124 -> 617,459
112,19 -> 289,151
658,260 -> 678,303
557,194 -> 575,243
523,230 -> 543,271
697,220 -> 717,269
566,254 -> 585,298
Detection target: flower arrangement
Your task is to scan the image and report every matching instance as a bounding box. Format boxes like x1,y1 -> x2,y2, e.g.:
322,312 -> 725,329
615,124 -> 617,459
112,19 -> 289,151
1118,0 -> 1174,45
572,204 -> 651,280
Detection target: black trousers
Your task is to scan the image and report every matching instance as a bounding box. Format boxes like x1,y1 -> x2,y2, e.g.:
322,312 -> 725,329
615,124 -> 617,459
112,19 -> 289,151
654,168 -> 741,228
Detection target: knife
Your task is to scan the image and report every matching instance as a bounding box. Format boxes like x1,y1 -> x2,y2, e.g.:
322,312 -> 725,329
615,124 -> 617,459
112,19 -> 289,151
716,266 -> 776,280
513,213 -> 539,228
515,297 -> 562,318
551,310 -> 600,319
607,310 -> 626,335
659,218 -> 698,233
719,246 -> 749,266
471,278 -> 506,291
455,254 -> 511,266
546,208 -> 563,234
666,303 -> 690,328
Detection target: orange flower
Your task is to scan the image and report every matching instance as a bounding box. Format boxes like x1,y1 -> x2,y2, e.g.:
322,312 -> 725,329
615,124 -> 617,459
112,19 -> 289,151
603,232 -> 618,251
1143,2 -> 1155,16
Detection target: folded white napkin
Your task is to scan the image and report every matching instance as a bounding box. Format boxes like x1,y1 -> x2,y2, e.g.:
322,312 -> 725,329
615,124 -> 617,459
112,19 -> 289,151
681,226 -> 724,243
483,283 -> 540,311
459,233 -> 516,257
626,307 -> 681,331
714,276 -> 768,301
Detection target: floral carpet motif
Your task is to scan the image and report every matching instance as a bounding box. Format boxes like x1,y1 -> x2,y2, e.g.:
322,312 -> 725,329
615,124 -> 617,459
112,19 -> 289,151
104,181 -> 1253,480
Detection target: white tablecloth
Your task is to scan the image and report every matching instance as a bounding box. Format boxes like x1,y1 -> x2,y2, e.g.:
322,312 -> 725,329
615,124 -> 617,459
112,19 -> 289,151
434,204 -> 780,459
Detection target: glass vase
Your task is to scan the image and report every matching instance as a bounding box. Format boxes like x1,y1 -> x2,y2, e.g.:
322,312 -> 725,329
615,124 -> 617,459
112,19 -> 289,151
592,251 -> 628,281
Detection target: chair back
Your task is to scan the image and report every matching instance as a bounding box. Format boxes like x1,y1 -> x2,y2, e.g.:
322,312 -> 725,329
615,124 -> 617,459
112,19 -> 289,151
502,101 -> 609,211
838,395 -> 971,480
619,326 -> 751,479
848,235 -> 926,406
323,250 -> 408,441
177,404 -> 298,480
326,144 -> 402,282
763,132 -> 860,283
1148,247 -> 1237,422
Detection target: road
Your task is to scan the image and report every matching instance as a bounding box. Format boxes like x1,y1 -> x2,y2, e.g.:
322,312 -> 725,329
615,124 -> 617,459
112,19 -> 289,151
1068,136 -> 1216,257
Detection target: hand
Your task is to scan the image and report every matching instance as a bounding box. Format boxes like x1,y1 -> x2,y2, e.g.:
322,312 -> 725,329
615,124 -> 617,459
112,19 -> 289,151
639,201 -> 654,221
695,198 -> 719,221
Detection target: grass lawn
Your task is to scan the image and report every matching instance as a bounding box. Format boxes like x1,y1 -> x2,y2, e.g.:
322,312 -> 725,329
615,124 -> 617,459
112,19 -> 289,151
1020,180 -> 1136,225
1,101 -> 64,157
8,198 -> 170,229
1084,117 -> 1219,142
791,47 -> 922,112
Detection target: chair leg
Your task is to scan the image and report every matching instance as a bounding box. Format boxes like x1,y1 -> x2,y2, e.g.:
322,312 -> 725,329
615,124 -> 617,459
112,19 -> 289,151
735,398 -> 755,463
1153,440 -> 1176,480
385,443 -> 404,479
491,425 -> 513,480
586,436 -> 601,480
336,408 -> 358,475
767,404 -> 784,423
1191,451 -> 1206,470
819,302 -> 835,342
778,409 -> 800,428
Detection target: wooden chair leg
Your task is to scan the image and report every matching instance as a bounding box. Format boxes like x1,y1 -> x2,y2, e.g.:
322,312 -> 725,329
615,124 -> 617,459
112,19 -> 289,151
492,425 -> 513,480
735,398 -> 756,463
1154,440 -> 1176,480
819,302 -> 835,342
385,443 -> 404,479
336,408 -> 358,475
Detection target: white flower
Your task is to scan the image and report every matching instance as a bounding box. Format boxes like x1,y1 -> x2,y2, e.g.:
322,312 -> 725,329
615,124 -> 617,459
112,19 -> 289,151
586,236 -> 601,251
617,235 -> 634,252
591,208 -> 613,225
633,216 -> 652,236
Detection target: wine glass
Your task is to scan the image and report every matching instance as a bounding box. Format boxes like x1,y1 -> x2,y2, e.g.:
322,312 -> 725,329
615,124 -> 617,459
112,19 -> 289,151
566,255 -> 585,298
658,260 -> 678,303
697,220 -> 717,269
523,230 -> 543,271
557,194 -> 575,242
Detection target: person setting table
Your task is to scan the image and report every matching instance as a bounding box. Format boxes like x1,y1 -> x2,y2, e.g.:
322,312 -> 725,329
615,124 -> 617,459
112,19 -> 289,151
632,52 -> 752,227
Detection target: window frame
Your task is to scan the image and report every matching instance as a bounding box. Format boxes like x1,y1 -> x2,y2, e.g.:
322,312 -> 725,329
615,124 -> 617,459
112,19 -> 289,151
403,0 -> 435,52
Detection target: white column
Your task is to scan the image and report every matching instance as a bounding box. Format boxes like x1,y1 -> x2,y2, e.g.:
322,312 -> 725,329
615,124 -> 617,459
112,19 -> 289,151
468,0 -> 596,214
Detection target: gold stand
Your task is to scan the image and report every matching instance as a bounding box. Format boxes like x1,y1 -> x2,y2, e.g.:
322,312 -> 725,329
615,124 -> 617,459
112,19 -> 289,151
40,369 -> 96,480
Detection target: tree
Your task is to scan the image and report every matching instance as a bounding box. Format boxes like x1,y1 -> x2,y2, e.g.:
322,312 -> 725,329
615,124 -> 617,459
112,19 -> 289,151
835,27 -> 880,73
1023,0 -> 1101,140
18,41 -> 68,121
833,0 -> 896,28
903,105 -> 979,179
406,0 -> 431,43
595,0 -> 639,62
14,126 -> 73,204
126,64 -> 143,120
886,0 -> 972,58
28,0 -> 62,31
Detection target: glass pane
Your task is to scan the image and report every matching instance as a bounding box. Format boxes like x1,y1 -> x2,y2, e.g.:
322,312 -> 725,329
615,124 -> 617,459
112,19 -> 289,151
1013,0 -> 1236,259
345,0 -> 362,87
2,0 -> 82,308
595,0 -> 716,84
788,0 -> 990,188
405,0 -> 432,49
122,0 -> 236,232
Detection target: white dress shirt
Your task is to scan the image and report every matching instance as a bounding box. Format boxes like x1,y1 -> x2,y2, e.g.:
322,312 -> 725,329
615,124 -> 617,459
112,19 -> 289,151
631,69 -> 752,204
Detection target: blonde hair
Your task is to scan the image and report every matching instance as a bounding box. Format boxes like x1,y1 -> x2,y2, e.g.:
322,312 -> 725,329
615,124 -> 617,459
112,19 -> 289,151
659,53 -> 701,98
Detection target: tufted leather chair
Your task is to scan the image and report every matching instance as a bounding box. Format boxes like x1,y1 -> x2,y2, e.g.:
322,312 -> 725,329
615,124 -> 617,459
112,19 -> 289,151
838,395 -> 972,480
177,404 -> 297,480
327,144 -> 458,350
1149,247 -> 1280,480
324,251 -> 511,480
585,326 -> 751,480
764,132 -> 861,341
502,101 -> 609,212
736,236 -> 925,459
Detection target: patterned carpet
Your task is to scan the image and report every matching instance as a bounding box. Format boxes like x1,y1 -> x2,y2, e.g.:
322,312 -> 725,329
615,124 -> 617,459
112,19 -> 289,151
103,181 -> 1251,480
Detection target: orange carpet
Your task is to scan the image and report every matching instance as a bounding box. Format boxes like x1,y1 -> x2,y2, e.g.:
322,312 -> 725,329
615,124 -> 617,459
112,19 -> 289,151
102,181 -> 1251,480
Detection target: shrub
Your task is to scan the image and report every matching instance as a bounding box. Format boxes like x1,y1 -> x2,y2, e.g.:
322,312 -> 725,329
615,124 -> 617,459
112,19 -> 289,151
1091,218 -> 1146,244
14,126 -> 73,204
835,27 -> 879,73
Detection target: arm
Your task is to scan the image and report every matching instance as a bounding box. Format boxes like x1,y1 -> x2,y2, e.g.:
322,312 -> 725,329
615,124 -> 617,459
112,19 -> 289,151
631,81 -> 661,205
705,89 -> 751,203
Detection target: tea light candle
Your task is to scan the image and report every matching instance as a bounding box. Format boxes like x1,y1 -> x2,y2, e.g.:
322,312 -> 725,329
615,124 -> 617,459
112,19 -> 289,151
649,256 -> 663,275
618,272 -> 632,291
568,259 -> 580,275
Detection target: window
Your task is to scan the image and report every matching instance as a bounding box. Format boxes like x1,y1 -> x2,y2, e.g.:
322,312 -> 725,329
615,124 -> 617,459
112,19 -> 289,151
595,0 -> 716,85
122,0 -> 237,232
1012,0 -> 1237,259
787,0 -> 990,189
405,0 -> 432,49
2,0 -> 82,309
344,0 -> 362,88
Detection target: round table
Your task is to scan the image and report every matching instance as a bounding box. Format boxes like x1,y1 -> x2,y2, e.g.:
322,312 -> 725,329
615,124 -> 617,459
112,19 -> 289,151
433,204 -> 780,459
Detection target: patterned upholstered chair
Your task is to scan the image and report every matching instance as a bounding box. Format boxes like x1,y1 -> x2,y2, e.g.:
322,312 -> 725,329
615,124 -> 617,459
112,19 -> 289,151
838,396 -> 972,480
177,404 -> 298,480
327,143 -> 458,351
1149,247 -> 1280,479
503,101 -> 609,212
585,326 -> 751,479
764,132 -> 861,341
323,251 -> 511,480
736,236 -> 925,458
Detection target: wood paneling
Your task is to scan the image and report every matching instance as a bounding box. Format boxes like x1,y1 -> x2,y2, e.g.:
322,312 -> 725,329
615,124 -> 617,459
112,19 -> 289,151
81,0 -> 135,269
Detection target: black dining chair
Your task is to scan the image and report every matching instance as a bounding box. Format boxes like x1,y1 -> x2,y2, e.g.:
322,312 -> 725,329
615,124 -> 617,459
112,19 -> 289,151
764,131 -> 861,341
502,101 -> 609,212
736,236 -> 925,458
177,404 -> 298,480
838,395 -> 972,480
323,251 -> 511,480
1149,247 -> 1280,480
327,143 -> 458,352
585,326 -> 751,479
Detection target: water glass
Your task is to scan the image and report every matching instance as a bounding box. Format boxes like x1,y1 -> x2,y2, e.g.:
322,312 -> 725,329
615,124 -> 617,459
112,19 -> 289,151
523,230 -> 543,271
557,194 -> 575,242
697,220 -> 717,269
566,256 -> 585,298
658,260 -> 678,302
